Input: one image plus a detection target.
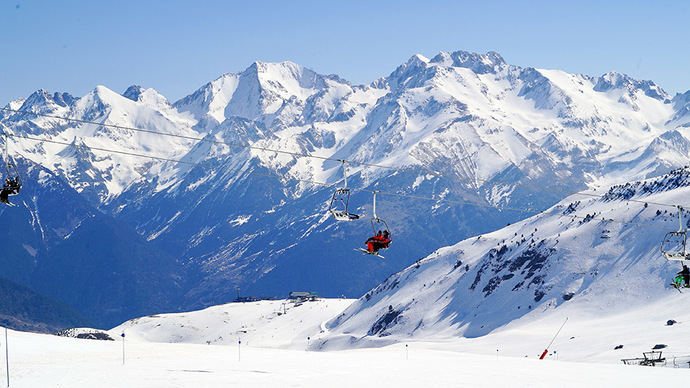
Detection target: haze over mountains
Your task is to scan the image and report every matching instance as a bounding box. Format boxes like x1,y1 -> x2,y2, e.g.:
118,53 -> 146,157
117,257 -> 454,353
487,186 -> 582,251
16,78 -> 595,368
2,50 -> 690,329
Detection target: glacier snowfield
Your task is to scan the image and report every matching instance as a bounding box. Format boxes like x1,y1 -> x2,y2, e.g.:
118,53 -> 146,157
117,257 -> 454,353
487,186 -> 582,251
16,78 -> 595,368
6,298 -> 690,387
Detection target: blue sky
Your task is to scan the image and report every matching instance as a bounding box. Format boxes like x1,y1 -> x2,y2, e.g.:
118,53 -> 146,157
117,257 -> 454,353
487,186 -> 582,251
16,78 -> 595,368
1,0 -> 689,104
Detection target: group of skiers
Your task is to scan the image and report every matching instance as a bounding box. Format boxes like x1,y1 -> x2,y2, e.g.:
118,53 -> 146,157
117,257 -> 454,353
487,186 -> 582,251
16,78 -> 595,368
365,230 -> 391,253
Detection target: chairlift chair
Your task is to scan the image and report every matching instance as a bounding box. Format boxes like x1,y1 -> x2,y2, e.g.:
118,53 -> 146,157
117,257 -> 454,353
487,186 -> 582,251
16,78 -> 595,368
0,133 -> 22,205
661,206 -> 689,261
328,161 -> 359,221
354,191 -> 392,258
370,191 -> 391,239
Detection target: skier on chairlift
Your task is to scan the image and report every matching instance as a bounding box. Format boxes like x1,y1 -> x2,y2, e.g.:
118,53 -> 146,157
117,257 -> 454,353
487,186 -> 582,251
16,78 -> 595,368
0,176 -> 20,205
675,265 -> 690,288
365,230 -> 391,253
380,230 -> 391,249
366,230 -> 383,253
1,133 -> 22,206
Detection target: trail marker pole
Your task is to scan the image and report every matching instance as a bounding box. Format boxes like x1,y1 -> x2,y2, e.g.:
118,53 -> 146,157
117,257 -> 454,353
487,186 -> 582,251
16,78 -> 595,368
496,349 -> 499,361
405,344 -> 408,360
307,337 -> 310,351
238,339 -> 241,362
121,332 -> 125,365
5,327 -> 9,388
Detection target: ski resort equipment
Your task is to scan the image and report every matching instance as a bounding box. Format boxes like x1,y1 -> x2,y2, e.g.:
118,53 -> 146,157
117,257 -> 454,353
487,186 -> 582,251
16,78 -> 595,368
121,332 -> 125,365
354,247 -> 385,259
369,191 -> 391,242
328,161 -> 359,221
661,206 -> 689,261
671,264 -> 690,292
539,317 -> 568,360
357,191 -> 392,258
671,281 -> 687,293
4,327 -> 9,388
0,133 -> 22,206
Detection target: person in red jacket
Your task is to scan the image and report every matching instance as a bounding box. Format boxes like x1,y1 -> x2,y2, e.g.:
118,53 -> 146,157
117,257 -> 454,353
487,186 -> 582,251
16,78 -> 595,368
366,230 -> 383,252
379,230 -> 391,249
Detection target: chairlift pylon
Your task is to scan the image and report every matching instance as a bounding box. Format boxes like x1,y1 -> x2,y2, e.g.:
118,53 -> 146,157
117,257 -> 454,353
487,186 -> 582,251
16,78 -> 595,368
328,160 -> 359,221
661,206 -> 689,261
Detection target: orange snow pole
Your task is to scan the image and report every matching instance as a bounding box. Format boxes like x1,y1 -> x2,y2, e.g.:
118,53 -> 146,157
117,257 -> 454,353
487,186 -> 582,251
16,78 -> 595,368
540,317 -> 568,360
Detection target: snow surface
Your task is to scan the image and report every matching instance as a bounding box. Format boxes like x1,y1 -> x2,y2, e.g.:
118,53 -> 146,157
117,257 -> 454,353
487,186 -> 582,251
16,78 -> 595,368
4,298 -> 690,387
109,299 -> 353,349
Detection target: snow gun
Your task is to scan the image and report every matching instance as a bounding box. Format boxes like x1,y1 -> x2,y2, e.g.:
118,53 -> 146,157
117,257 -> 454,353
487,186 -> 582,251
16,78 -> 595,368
539,317 -> 568,360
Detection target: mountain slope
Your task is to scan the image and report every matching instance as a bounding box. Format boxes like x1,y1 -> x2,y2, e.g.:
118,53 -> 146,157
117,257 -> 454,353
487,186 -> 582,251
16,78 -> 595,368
0,156 -> 184,328
322,167 -> 690,348
0,275 -> 87,333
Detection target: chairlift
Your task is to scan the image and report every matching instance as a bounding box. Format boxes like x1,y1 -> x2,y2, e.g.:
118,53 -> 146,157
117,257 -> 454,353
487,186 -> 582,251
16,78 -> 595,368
328,160 -> 359,221
0,133 -> 22,206
369,191 -> 390,239
661,206 -> 689,261
356,191 -> 392,258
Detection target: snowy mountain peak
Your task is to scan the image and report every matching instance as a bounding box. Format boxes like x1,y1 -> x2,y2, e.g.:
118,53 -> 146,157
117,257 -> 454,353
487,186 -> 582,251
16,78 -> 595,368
75,85 -> 174,120
86,85 -> 121,107
430,50 -> 507,73
175,60 -> 348,129
249,60 -> 328,98
594,71 -> 670,101
385,53 -> 437,90
20,89 -> 75,111
670,90 -> 690,124
406,53 -> 430,66
0,98 -> 26,121
122,85 -> 145,101
56,136 -> 93,159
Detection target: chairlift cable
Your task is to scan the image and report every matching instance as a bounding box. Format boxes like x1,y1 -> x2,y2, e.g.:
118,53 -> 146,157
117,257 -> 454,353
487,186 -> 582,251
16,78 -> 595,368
0,107 -> 679,209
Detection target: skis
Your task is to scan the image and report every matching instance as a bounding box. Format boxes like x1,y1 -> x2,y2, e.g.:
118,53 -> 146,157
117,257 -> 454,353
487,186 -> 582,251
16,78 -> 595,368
670,283 -> 688,293
354,248 -> 384,259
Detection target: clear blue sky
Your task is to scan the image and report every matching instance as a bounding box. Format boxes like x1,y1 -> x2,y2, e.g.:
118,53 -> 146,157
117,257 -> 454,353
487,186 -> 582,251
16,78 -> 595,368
2,0 -> 689,105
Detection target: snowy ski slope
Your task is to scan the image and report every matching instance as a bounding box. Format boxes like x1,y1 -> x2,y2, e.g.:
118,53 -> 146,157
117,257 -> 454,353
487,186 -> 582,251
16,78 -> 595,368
4,297 -> 690,387
108,299 -> 353,349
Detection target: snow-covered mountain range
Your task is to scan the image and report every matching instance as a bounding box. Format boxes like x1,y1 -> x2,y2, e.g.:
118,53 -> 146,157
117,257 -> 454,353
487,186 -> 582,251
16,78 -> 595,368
2,50 -> 690,328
